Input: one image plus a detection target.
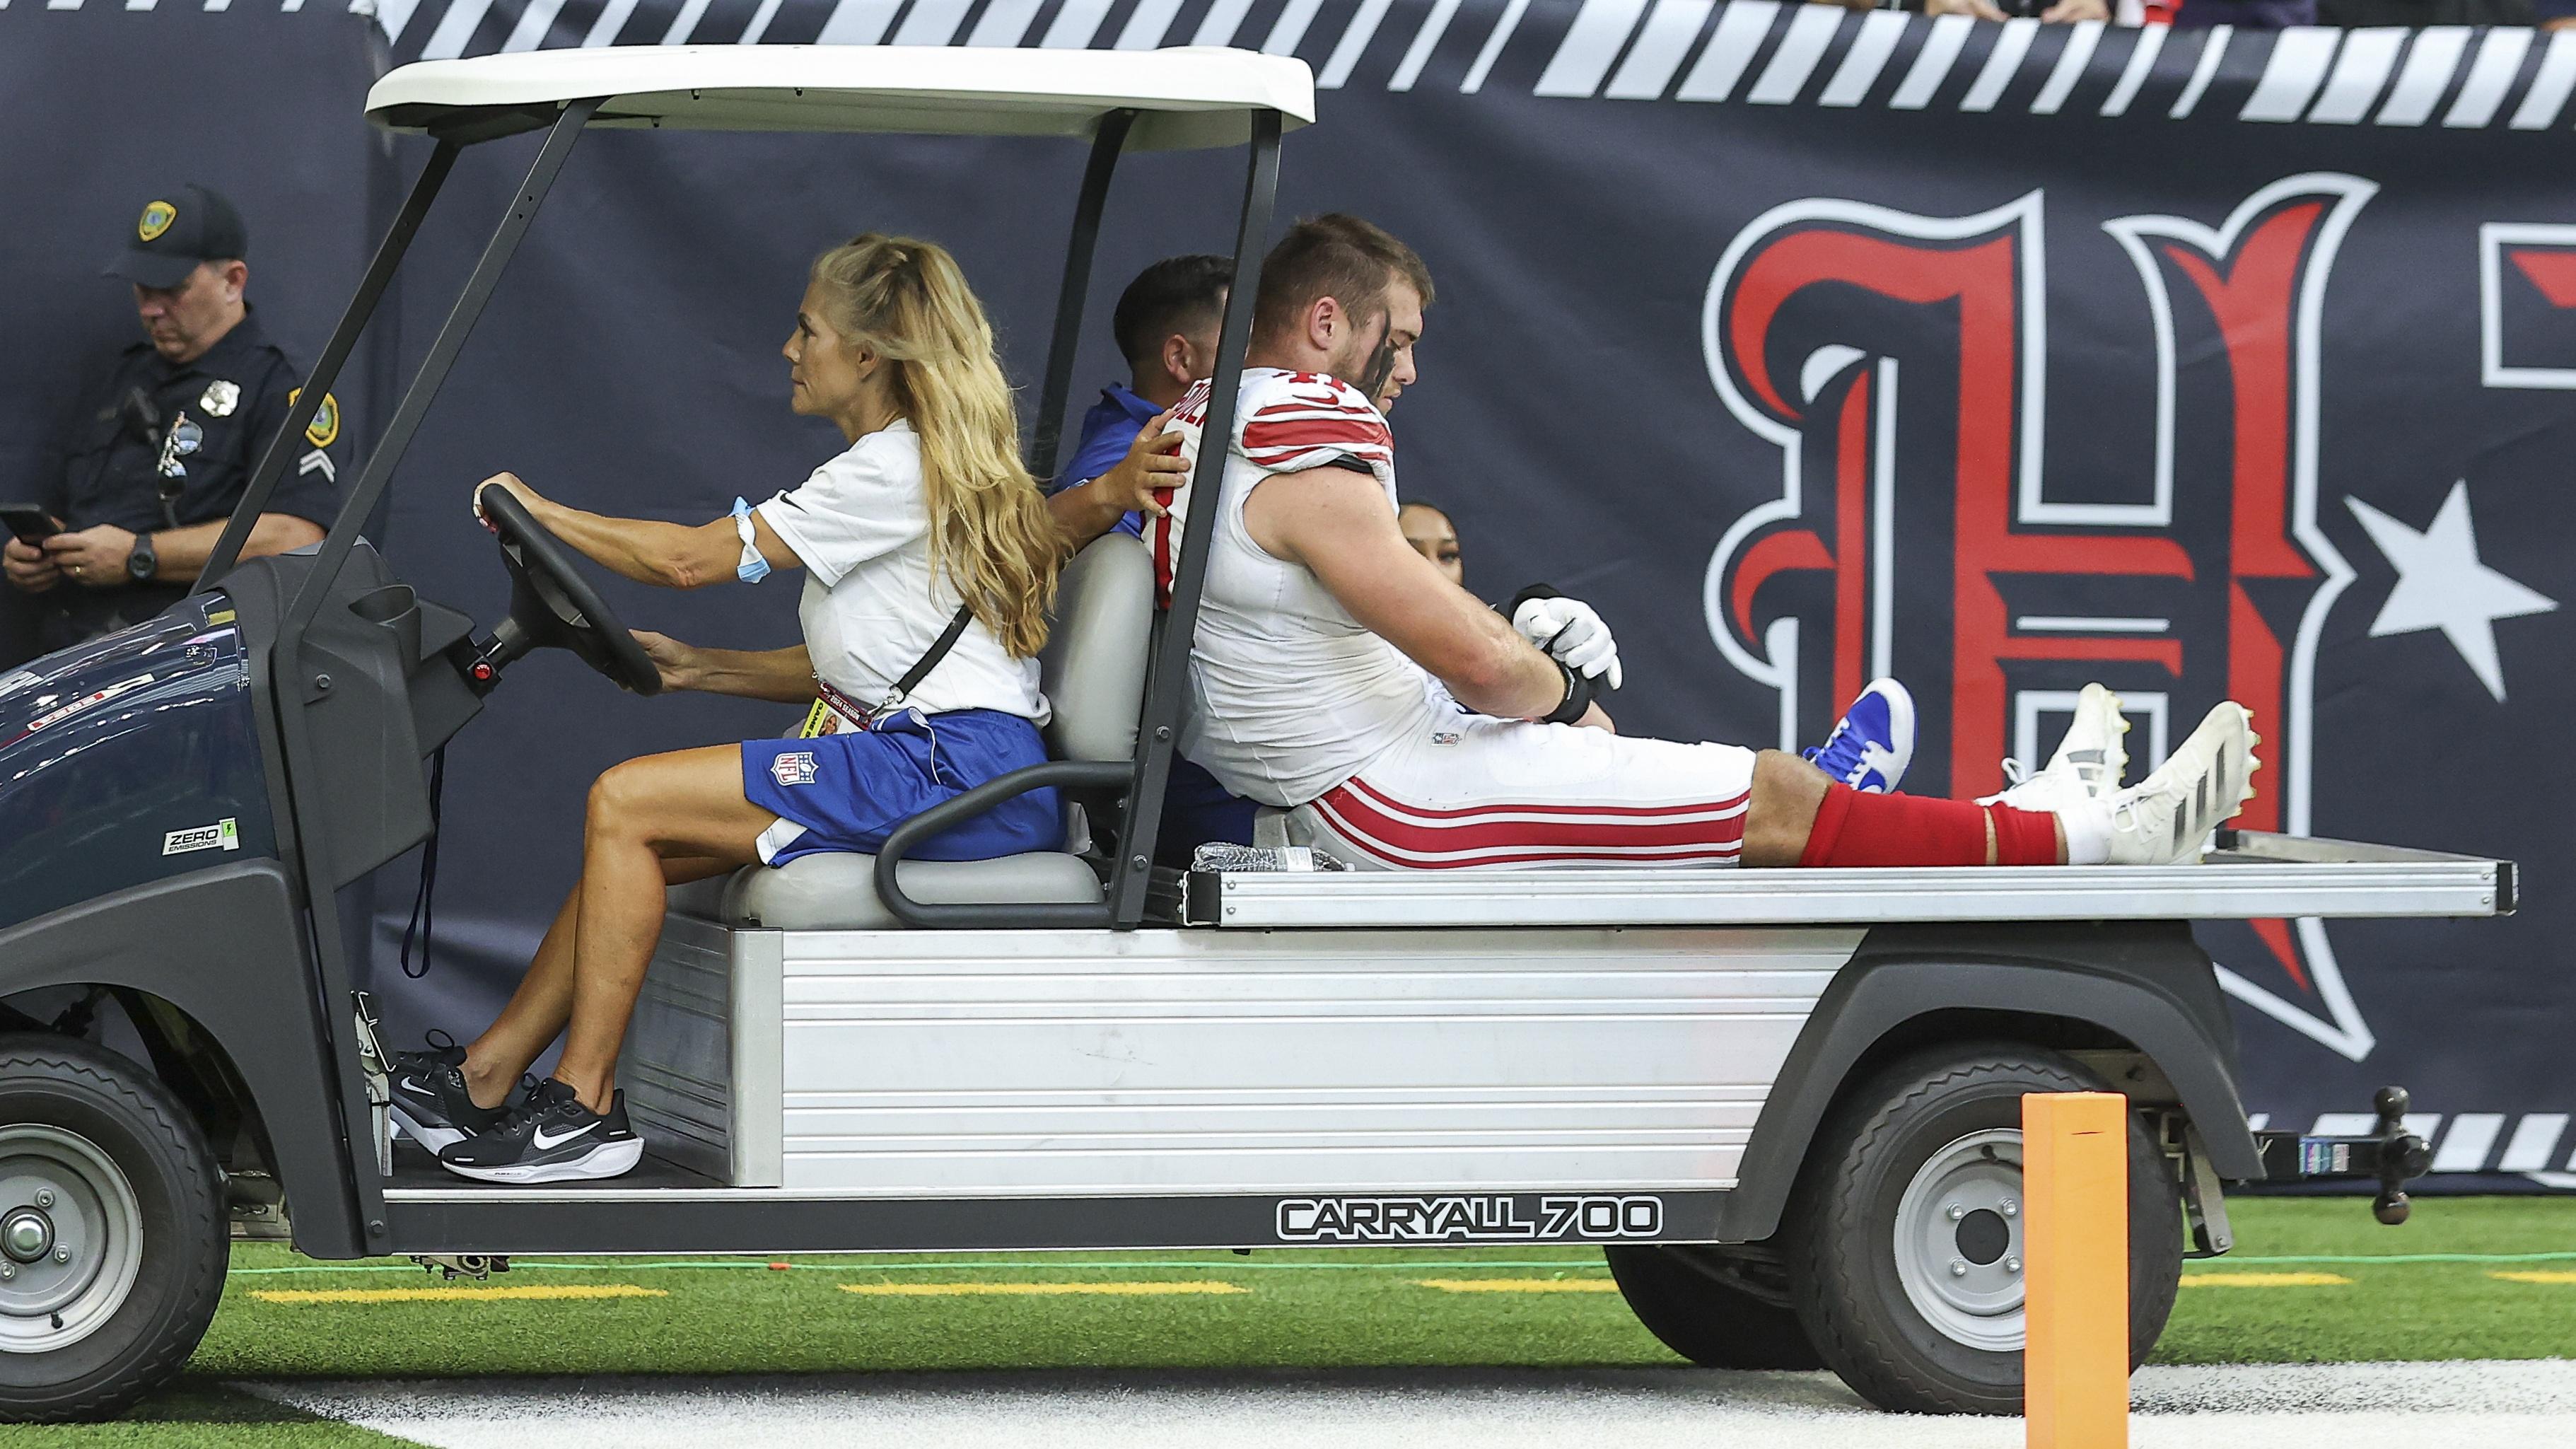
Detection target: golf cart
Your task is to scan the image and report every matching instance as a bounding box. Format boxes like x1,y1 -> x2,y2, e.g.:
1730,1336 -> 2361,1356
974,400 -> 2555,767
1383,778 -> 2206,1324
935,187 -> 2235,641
0,45 -> 2491,1423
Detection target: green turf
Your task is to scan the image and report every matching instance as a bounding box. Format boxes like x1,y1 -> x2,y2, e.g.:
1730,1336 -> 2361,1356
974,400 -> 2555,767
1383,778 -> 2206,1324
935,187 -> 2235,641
2155,1196 -> 2576,1364
7,1194 -> 2572,1442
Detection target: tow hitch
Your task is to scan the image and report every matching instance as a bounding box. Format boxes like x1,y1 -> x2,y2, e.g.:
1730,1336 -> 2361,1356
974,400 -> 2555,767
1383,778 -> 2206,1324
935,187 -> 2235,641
2252,1086 -> 2436,1224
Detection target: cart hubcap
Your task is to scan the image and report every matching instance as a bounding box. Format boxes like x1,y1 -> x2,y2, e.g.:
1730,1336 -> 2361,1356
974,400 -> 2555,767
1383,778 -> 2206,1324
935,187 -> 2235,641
0,1126 -> 145,1354
1,1210 -> 51,1263
1893,1129 -> 2027,1353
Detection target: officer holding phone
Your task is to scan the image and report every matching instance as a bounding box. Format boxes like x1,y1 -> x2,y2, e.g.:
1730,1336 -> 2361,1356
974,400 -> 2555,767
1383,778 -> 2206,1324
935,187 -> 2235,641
2,185 -> 339,659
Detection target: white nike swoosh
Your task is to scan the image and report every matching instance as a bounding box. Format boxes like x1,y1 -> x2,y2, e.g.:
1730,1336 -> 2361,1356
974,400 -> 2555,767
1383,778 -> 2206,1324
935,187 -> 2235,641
531,1121 -> 599,1151
399,1077 -> 431,1096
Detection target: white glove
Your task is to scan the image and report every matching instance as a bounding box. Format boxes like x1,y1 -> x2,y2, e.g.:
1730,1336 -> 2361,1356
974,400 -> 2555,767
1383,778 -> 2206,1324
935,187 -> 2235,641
1512,595 -> 1622,691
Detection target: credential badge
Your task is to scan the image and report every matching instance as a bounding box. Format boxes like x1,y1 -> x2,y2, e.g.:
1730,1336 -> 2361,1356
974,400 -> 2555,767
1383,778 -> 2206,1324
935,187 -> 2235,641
199,380 -> 240,418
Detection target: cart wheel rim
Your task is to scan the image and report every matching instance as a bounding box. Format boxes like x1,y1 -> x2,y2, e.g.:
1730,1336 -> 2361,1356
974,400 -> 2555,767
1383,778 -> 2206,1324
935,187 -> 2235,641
0,1125 -> 146,1354
1892,1127 -> 2026,1354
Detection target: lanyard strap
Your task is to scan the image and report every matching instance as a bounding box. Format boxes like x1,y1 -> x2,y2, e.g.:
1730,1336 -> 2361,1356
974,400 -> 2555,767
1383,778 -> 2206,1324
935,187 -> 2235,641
885,603 -> 976,713
805,603 -> 977,735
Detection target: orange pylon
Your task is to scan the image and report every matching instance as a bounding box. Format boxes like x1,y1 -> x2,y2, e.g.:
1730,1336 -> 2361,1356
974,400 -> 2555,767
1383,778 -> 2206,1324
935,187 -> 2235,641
2023,1090 -> 2129,1449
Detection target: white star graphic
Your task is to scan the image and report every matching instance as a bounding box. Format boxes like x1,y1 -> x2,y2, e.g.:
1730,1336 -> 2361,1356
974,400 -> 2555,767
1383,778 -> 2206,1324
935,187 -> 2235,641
2345,481 -> 2558,702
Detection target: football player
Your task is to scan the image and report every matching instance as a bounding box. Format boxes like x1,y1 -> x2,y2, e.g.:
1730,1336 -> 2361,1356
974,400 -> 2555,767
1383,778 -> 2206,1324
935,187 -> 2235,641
1155,215 -> 2257,870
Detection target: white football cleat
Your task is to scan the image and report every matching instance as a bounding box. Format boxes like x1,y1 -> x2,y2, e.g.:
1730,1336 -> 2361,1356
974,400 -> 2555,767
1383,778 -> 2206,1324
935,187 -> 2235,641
2096,702 -> 2261,866
1981,682 -> 2130,813
2051,683 -> 2131,798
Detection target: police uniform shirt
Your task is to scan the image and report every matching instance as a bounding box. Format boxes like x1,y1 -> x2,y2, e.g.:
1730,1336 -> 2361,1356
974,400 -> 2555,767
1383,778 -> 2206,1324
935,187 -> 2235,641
44,306 -> 339,544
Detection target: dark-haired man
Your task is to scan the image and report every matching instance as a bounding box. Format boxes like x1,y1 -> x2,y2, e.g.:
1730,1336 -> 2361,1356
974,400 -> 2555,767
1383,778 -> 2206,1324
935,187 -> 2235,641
1164,214 -> 2261,871
1045,254 -> 1230,547
3,185 -> 338,661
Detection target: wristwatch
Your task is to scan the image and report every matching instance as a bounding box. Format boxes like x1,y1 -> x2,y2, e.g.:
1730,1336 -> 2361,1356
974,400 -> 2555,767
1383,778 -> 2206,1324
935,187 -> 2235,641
127,532 -> 158,583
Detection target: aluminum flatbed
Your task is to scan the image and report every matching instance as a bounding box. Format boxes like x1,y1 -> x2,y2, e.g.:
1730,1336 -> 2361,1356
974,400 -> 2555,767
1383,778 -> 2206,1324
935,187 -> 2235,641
1179,832 -> 2512,929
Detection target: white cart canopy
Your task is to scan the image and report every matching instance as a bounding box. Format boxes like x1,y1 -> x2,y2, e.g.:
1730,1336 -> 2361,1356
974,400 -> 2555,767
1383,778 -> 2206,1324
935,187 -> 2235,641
366,44 -> 1315,151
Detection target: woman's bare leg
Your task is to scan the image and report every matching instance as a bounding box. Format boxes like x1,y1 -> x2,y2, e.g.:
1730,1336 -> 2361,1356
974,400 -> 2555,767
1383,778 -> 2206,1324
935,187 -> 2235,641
552,746 -> 777,1112
459,854 -> 733,1110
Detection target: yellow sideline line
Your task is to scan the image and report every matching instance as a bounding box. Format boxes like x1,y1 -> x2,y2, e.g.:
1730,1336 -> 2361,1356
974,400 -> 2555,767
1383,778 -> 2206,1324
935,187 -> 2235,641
2491,1271 -> 2576,1284
1415,1278 -> 1622,1293
2176,1273 -> 2353,1288
839,1281 -> 1249,1297
253,1284 -> 667,1305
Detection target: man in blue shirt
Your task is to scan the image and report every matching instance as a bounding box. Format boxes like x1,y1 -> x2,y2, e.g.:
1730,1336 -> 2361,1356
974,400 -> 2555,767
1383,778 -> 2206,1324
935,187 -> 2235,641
1047,254 -> 1228,545
1047,255 -> 1252,860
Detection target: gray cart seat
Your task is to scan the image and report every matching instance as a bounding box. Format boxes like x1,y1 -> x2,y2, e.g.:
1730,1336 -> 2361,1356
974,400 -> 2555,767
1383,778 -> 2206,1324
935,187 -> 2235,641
670,534 -> 1150,929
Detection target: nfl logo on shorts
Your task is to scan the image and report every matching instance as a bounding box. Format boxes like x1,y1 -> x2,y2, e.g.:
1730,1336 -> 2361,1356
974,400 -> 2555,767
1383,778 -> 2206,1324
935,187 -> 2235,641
771,750 -> 817,787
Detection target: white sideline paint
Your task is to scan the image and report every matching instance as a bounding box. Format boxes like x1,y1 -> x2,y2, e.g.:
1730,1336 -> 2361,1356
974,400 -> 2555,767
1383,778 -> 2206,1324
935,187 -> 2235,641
251,1361 -> 2576,1449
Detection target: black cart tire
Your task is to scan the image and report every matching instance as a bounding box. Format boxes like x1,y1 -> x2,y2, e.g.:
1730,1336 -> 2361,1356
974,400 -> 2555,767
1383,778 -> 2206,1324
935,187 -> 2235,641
1606,1244 -> 1824,1369
1783,1042 -> 2184,1416
0,1035 -> 226,1423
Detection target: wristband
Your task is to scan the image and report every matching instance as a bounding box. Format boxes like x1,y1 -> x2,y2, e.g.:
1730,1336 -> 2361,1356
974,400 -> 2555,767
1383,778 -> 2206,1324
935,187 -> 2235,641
1541,659 -> 1596,725
730,497 -> 771,584
1502,581 -> 1562,619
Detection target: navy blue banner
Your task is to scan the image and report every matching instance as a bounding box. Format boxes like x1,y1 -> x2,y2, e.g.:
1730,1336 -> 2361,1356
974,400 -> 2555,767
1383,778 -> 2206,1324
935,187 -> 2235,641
6,4 -> 2571,1186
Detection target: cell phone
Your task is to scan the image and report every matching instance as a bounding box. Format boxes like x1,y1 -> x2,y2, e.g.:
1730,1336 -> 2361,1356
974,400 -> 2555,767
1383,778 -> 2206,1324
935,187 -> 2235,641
0,506 -> 58,547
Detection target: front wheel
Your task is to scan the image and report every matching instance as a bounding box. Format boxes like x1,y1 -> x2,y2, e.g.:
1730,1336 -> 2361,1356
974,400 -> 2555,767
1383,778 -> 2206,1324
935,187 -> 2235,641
1783,1042 -> 2183,1416
0,1035 -> 226,1423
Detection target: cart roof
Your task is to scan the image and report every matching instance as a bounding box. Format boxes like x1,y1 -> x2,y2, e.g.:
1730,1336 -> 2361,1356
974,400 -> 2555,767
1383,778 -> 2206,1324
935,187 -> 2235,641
366,45 -> 1315,150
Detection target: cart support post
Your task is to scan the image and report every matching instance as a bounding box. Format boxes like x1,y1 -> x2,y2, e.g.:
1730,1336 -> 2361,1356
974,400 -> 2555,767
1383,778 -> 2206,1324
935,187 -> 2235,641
264,98 -> 600,1248
199,139 -> 462,588
2022,1090 -> 2130,1449
1028,109 -> 1137,483
1108,109 -> 1281,929
286,96 -> 603,631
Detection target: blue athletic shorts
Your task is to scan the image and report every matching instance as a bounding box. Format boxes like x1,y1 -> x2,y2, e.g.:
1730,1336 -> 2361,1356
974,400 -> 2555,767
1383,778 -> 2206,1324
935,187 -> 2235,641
740,708 -> 1062,866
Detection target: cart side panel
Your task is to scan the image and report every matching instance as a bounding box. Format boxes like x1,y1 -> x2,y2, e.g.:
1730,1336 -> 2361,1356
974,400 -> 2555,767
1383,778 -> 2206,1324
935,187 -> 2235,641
629,923 -> 1867,1196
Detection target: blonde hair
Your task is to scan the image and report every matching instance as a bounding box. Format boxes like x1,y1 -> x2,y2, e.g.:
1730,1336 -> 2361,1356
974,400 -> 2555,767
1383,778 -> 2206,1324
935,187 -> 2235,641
810,233 -> 1058,658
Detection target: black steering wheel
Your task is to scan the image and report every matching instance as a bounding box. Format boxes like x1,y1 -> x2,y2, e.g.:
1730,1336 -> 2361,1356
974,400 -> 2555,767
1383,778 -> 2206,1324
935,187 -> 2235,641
474,485 -> 663,695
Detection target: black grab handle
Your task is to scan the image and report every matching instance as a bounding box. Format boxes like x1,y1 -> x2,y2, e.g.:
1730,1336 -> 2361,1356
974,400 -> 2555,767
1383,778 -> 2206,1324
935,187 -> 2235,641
871,760 -> 1132,928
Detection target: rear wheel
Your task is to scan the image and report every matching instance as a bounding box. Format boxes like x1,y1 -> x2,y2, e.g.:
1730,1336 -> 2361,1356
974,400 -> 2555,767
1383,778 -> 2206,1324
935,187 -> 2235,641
1783,1042 -> 2183,1415
1606,1244 -> 1822,1369
0,1035 -> 225,1423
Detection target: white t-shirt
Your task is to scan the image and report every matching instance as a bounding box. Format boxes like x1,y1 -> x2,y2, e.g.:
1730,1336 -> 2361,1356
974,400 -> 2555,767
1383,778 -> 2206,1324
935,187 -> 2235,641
1159,369 -> 1440,807
753,419 -> 1047,722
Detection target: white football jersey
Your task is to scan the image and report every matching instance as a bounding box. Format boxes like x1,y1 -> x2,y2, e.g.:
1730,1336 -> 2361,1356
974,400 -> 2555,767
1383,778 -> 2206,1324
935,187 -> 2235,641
1157,368 -> 1440,808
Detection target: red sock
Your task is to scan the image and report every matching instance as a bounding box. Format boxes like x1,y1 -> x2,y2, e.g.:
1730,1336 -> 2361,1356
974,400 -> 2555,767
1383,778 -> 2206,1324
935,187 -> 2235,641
1986,804 -> 2061,866
1796,784 -> 2061,867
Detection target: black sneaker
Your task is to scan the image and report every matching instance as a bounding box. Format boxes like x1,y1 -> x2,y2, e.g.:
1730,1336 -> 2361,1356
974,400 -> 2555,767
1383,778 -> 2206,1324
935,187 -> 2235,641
387,1056 -> 510,1155
438,1079 -> 643,1185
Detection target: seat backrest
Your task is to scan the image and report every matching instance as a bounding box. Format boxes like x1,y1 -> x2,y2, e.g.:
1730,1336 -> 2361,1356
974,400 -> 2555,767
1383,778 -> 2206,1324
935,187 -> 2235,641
1038,533 -> 1153,762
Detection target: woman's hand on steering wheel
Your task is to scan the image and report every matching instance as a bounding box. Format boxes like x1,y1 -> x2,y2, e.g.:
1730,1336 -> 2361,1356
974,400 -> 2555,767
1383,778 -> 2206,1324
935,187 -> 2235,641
631,630 -> 699,693
473,472 -> 543,535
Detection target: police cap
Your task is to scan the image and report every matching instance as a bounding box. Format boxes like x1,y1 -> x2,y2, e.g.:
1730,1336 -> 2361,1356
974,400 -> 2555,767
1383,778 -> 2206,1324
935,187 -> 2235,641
104,184 -> 250,291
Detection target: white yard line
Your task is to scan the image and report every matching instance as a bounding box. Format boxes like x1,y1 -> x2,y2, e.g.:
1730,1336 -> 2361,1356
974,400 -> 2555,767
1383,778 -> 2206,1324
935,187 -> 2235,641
245,1362 -> 2576,1449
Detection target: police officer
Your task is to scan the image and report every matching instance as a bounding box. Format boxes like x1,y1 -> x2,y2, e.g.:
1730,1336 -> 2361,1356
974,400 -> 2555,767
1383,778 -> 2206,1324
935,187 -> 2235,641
2,184 -> 339,655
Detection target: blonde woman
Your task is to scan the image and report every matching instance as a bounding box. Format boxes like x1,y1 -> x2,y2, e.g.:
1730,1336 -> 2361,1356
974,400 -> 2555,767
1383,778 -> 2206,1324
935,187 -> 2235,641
394,234 -> 1063,1182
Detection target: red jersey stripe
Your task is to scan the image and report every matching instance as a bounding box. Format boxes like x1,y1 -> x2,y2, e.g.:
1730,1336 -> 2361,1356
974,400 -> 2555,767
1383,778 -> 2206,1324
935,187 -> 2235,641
1319,784 -> 1750,855
1341,775 -> 1751,822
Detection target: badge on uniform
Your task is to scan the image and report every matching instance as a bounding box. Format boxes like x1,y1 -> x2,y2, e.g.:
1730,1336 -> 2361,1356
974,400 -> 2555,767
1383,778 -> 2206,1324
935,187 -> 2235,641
289,389 -> 339,449
770,751 -> 818,787
138,201 -> 176,243
199,380 -> 240,418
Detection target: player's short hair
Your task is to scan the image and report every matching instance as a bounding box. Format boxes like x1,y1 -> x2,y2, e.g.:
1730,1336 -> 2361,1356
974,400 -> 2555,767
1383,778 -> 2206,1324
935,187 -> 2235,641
1253,214 -> 1434,345
1112,255 -> 1232,372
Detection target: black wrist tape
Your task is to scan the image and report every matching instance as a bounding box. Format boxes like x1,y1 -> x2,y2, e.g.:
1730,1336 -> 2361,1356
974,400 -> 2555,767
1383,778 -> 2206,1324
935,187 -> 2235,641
1542,660 -> 1596,725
